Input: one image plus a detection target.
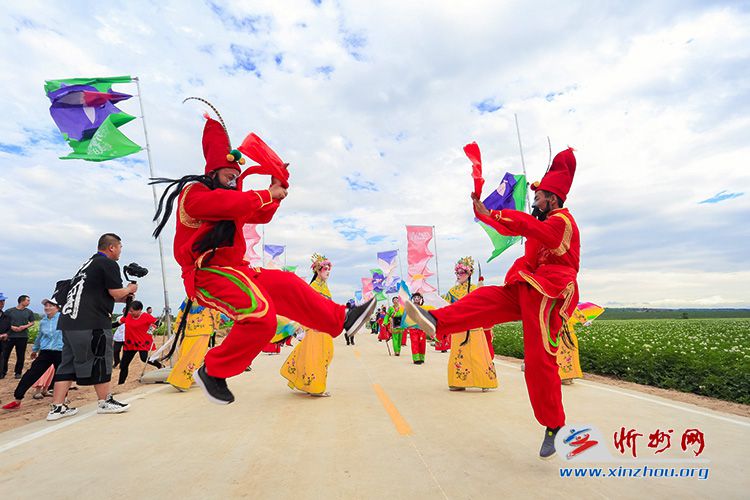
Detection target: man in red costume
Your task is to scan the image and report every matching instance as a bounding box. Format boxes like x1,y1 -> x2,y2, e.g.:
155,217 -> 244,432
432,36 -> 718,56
152,110 -> 375,404
406,148 -> 580,459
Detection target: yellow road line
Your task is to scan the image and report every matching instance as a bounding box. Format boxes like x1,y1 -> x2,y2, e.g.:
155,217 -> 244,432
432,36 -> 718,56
372,383 -> 412,435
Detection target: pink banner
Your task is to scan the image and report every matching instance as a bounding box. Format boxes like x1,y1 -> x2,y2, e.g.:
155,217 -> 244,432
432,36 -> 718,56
406,225 -> 437,294
243,224 -> 262,266
361,277 -> 374,300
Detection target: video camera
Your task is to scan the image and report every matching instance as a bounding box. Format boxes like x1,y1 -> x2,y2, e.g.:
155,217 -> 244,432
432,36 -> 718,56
123,262 -> 149,283
123,262 -> 148,315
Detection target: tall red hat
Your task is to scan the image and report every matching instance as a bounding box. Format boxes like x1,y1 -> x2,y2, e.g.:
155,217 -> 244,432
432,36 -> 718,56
202,116 -> 243,175
530,147 -> 576,202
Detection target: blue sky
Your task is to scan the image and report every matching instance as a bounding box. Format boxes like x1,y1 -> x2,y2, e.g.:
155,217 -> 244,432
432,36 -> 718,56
1,0 -> 748,312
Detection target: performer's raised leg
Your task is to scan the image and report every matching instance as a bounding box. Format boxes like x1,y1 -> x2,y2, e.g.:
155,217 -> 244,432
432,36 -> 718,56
254,268 -> 374,337
407,283 -> 523,335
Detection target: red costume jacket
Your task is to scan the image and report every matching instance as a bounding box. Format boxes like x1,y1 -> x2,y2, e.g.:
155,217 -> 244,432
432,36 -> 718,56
477,207 -> 580,321
175,183 -> 279,298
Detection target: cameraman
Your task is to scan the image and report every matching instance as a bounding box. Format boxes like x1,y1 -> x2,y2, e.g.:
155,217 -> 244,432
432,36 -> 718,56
47,233 -> 136,421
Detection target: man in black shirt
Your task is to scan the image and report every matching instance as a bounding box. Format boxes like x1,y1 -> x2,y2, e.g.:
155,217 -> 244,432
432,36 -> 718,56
2,294 -> 35,379
48,233 -> 138,421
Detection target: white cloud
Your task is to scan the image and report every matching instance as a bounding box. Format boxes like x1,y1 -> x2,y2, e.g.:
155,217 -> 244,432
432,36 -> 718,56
0,0 -> 748,313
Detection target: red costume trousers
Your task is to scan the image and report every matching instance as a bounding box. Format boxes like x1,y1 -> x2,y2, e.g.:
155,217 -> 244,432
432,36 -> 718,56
434,332 -> 450,351
378,323 -> 392,341
194,267 -> 345,378
406,328 -> 426,356
261,342 -> 281,354
432,282 -> 565,428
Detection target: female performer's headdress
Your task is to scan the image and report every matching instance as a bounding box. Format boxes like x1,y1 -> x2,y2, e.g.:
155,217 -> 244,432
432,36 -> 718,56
454,256 -> 474,275
311,253 -> 332,272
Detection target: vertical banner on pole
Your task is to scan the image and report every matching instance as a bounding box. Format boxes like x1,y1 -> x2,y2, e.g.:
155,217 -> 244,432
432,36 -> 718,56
243,224 -> 262,266
361,278 -> 374,300
405,226 -> 437,294
377,250 -> 401,294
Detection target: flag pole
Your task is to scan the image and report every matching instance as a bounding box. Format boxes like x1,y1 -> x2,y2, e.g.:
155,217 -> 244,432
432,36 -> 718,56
133,76 -> 172,340
432,225 -> 441,295
514,113 -> 532,214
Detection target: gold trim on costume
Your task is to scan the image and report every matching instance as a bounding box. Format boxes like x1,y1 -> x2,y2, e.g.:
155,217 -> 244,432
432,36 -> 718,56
254,189 -> 273,208
179,184 -> 203,229
550,212 -> 573,256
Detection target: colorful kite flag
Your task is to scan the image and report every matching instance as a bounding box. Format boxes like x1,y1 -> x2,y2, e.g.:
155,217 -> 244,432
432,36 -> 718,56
477,172 -> 527,262
264,244 -> 285,269
377,250 -> 399,276
270,316 -> 299,343
371,271 -> 388,300
574,302 -> 605,325
243,224 -> 262,267
405,225 -> 437,294
44,76 -> 142,161
282,265 -> 298,273
384,276 -> 401,294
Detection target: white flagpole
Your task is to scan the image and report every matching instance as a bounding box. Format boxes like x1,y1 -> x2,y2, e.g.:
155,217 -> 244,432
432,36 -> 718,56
133,76 -> 172,339
514,113 -> 532,214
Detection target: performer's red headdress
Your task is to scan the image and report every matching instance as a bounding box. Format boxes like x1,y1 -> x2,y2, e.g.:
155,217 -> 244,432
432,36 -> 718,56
202,117 -> 244,175
530,147 -> 576,202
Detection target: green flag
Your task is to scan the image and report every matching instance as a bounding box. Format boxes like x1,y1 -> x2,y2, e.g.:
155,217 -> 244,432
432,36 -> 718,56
480,174 -> 527,263
61,115 -> 142,161
44,75 -> 133,94
45,75 -> 142,162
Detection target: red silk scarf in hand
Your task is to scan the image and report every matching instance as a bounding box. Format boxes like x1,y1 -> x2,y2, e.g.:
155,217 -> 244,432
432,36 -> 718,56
464,142 -> 483,199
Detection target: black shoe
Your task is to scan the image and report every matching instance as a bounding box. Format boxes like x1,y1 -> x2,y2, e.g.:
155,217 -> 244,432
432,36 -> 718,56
403,301 -> 437,337
343,298 -> 377,335
193,365 -> 235,405
540,427 -> 560,460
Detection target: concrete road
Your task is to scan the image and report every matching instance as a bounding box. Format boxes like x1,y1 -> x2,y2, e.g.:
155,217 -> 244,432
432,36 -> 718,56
1,332 -> 748,499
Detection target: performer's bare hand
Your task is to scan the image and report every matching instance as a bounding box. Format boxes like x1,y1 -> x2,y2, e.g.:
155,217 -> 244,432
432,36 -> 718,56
472,194 -> 490,216
269,184 -> 288,200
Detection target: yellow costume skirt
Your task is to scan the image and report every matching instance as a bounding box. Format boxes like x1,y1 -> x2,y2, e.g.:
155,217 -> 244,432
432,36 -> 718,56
447,328 -> 498,389
280,330 -> 334,394
167,334 -> 211,391
557,328 -> 583,380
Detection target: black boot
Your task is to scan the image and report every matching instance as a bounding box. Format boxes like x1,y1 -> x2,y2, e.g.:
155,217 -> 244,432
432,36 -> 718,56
194,365 -> 235,405
539,426 -> 560,460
